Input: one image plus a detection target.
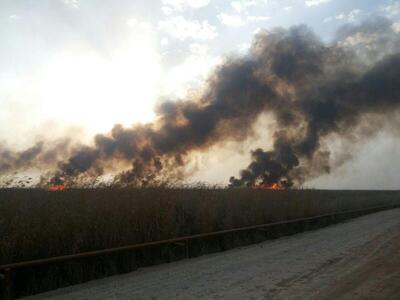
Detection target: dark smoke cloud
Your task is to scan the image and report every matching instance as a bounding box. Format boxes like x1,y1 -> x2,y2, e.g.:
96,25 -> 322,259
0,139 -> 72,173
230,19 -> 400,187
2,17 -> 400,188
336,16 -> 400,63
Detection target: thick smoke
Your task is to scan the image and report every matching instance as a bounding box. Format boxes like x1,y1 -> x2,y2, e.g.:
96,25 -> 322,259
0,139 -> 72,174
2,17 -> 400,188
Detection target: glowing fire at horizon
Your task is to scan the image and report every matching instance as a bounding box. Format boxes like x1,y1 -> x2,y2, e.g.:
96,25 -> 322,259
47,184 -> 66,192
253,182 -> 284,190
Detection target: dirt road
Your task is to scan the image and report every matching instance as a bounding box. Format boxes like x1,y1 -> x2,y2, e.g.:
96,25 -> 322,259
27,208 -> 400,300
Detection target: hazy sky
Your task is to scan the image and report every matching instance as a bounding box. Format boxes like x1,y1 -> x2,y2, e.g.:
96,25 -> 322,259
1,0 -> 400,188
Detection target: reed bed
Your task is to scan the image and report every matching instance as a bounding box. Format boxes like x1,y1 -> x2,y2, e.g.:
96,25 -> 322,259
1,188 -> 399,265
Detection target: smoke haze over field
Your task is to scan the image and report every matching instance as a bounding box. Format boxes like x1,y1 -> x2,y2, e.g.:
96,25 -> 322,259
2,17 -> 400,188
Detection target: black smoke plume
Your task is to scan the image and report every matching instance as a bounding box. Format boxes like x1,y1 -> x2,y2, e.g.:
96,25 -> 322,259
2,17 -> 400,188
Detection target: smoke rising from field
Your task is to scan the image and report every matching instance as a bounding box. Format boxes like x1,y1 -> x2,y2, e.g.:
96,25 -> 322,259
2,17 -> 400,188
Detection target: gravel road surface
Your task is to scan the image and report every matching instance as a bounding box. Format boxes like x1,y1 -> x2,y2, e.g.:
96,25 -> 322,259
26,208 -> 400,300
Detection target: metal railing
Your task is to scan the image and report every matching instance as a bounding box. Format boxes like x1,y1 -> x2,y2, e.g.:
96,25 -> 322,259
0,204 -> 398,300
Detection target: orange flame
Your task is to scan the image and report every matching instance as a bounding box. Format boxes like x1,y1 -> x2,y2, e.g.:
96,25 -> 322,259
48,184 -> 65,192
255,182 -> 284,190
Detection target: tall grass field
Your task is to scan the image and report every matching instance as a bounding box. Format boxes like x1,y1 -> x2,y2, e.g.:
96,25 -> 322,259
0,188 -> 399,297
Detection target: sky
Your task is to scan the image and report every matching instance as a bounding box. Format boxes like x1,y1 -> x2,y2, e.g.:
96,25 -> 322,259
1,0 -> 400,188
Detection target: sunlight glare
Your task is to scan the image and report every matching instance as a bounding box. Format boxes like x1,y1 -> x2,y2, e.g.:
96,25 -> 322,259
38,34 -> 161,133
